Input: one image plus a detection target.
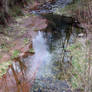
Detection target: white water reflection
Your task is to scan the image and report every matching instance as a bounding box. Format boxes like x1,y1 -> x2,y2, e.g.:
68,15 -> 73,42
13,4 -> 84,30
26,31 -> 52,79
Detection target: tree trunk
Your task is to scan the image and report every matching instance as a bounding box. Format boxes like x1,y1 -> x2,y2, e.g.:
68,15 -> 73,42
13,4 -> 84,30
0,0 -> 10,25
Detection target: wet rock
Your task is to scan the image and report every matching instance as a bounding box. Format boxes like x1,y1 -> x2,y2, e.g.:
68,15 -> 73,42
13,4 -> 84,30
32,77 -> 72,92
37,88 -> 42,92
78,33 -> 85,37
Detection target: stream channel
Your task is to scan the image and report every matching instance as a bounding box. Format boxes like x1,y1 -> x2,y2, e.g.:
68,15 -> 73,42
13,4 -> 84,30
25,0 -> 82,92
1,0 -> 84,92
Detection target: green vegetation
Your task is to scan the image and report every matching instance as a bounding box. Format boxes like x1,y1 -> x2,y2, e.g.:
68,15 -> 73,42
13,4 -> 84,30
24,38 -> 30,45
11,50 -> 20,59
66,38 -> 92,91
0,44 -> 9,52
29,48 -> 35,53
9,6 -> 24,17
68,41 -> 86,89
0,61 -> 12,78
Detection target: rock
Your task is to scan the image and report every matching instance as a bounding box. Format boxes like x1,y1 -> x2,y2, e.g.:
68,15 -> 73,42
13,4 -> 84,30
32,78 -> 72,92
78,33 -> 84,37
37,88 -> 42,92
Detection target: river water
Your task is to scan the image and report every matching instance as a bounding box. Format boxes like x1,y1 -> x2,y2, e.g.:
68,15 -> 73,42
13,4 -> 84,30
30,0 -> 73,14
25,25 -> 78,92
27,0 -> 78,91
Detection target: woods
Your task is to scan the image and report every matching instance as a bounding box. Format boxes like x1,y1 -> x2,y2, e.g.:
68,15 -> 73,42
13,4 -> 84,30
0,0 -> 9,24
0,0 -> 31,25
0,0 -> 92,92
0,0 -> 55,25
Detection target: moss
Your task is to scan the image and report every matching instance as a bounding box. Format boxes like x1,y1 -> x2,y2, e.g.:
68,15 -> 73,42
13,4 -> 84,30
0,61 -> 12,78
29,48 -> 35,53
24,38 -> 30,45
11,50 -> 20,59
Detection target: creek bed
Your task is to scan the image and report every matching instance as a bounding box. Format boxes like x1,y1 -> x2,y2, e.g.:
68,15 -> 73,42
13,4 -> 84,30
24,22 -> 82,92
0,0 -> 85,92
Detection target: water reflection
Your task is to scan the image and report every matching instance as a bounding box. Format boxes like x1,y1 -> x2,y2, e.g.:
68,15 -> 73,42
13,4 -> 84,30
25,31 -> 52,79
0,25 -> 79,92
30,25 -> 78,91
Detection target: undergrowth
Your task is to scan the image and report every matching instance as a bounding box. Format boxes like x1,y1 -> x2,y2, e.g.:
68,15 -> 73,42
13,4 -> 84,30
67,37 -> 92,91
0,61 -> 12,78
